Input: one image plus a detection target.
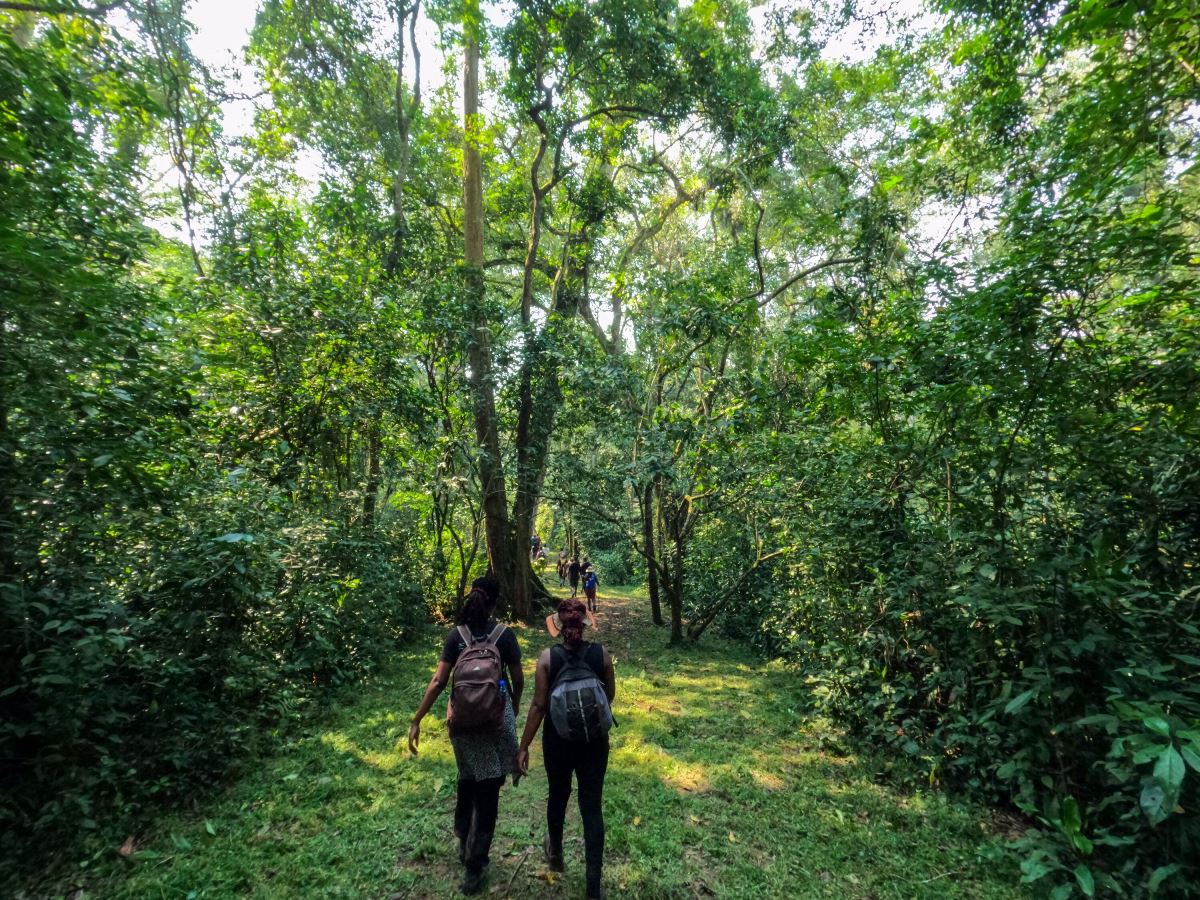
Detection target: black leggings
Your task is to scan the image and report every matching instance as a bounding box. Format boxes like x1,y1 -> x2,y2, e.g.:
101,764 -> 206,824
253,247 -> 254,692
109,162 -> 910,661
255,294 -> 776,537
454,776 -> 504,872
544,728 -> 609,890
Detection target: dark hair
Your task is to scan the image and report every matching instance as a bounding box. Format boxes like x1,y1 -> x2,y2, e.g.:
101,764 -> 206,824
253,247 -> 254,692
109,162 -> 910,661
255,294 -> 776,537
472,575 -> 500,604
557,598 -> 587,649
458,576 -> 500,632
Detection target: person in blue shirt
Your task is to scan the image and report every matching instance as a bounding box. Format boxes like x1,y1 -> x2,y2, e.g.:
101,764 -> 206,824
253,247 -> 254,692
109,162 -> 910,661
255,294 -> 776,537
583,568 -> 599,613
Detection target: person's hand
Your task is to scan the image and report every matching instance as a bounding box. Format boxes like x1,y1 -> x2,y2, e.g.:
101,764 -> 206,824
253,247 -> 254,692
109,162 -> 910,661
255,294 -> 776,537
408,719 -> 421,755
516,747 -> 530,775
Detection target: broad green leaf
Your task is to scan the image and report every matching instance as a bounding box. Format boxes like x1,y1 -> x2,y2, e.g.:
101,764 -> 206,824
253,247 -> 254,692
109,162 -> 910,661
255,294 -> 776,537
1180,745 -> 1200,774
1060,796 -> 1081,836
1143,717 -> 1171,737
1149,864 -> 1181,896
1140,783 -> 1168,826
1005,689 -> 1036,715
1074,865 -> 1094,898
1153,746 -> 1185,795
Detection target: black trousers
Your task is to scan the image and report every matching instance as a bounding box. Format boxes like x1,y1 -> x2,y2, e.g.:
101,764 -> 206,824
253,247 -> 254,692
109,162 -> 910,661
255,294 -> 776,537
454,776 -> 504,873
544,727 -> 609,893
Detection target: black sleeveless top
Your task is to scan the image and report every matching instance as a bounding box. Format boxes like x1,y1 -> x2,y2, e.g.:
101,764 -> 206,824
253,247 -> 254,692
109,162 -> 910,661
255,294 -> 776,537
549,641 -> 605,682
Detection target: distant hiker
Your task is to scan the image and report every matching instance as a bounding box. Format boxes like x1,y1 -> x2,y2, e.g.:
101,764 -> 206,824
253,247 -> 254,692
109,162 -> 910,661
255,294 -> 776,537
530,533 -> 542,560
583,569 -> 599,613
557,550 -> 568,587
581,556 -> 592,578
568,556 -> 582,597
545,603 -> 597,638
408,576 -> 523,895
518,599 -> 616,900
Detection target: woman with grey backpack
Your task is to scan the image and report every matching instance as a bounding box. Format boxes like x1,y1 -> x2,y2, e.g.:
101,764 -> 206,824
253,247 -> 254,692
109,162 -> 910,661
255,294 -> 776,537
517,598 -> 616,900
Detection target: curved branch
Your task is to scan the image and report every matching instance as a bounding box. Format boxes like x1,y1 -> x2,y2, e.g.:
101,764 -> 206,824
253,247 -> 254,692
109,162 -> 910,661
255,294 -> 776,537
751,256 -> 863,308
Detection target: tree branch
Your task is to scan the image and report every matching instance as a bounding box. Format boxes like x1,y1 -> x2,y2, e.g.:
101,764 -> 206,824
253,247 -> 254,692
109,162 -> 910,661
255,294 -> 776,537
751,256 -> 863,308
0,0 -> 125,14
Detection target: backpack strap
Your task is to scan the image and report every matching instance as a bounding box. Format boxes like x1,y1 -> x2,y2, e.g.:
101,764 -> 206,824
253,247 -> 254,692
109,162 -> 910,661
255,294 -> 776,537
457,624 -> 473,646
549,643 -> 569,683
486,623 -> 506,645
584,643 -> 604,676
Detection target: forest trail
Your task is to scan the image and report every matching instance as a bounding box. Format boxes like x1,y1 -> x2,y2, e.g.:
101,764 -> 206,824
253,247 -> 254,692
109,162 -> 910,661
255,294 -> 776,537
62,588 -> 1027,899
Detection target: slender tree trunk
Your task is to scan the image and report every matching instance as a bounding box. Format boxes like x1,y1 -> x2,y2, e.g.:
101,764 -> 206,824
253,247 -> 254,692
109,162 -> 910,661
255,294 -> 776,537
385,0 -> 417,277
641,481 -> 663,625
362,421 -> 382,530
461,0 -> 516,604
667,543 -> 685,644
658,489 -> 685,644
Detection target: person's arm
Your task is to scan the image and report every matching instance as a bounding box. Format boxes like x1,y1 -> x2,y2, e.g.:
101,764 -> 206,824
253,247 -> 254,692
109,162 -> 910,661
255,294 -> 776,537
516,649 -> 552,774
601,647 -> 616,702
508,645 -> 525,717
408,659 -> 452,754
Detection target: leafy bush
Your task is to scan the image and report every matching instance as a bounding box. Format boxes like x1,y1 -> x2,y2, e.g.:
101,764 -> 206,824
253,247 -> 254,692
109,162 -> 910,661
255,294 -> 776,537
0,22 -> 428,877
1,461 -> 425,862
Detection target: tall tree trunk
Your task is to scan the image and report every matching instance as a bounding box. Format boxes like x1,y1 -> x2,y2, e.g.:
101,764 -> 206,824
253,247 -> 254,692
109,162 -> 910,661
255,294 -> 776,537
512,324 -> 561,616
461,0 -> 516,605
658,487 -> 685,644
641,480 -> 663,626
667,537 -> 685,645
362,421 -> 382,530
512,228 -> 595,614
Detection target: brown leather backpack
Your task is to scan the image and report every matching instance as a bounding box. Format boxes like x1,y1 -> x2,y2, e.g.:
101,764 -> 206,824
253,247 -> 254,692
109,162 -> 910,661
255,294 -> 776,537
446,623 -> 507,736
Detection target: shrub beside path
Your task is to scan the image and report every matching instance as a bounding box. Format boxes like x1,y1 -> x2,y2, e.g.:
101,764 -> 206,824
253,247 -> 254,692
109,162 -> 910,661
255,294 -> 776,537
39,587 -> 1028,898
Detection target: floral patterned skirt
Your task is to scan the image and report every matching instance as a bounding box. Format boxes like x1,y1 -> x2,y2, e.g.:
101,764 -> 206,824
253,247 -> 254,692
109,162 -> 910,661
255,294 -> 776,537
450,697 -> 518,782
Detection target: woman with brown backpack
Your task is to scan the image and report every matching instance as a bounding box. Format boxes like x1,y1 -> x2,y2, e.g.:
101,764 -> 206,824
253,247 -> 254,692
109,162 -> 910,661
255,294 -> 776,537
517,598 -> 616,900
408,576 -> 524,895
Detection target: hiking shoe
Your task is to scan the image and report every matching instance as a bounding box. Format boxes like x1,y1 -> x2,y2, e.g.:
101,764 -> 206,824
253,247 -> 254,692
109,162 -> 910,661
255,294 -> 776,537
460,867 -> 487,895
586,865 -> 604,899
543,835 -> 564,872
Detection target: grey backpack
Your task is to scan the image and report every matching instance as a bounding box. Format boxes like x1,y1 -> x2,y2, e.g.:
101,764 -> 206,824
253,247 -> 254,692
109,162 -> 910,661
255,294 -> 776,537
548,644 -> 613,742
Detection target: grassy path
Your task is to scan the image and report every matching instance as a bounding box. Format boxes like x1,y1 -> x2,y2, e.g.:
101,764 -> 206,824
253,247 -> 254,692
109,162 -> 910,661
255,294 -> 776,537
48,588 -> 1028,899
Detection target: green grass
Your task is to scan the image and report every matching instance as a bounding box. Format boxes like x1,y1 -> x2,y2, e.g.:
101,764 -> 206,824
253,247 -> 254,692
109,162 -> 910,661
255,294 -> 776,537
30,587 -> 1029,899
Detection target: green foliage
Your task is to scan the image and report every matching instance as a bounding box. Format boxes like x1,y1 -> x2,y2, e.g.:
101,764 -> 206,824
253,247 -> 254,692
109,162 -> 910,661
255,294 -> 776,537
725,2 -> 1200,893
0,12 -> 431,873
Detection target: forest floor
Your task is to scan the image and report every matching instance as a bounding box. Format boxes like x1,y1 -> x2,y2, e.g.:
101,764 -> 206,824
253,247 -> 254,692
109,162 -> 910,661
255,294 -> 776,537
36,587 -> 1030,899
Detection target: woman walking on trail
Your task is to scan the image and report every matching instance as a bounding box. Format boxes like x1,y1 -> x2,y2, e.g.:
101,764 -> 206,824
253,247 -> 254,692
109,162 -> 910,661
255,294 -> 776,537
567,555 -> 582,597
408,576 -> 524,895
518,599 -> 616,900
545,603 -> 597,638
